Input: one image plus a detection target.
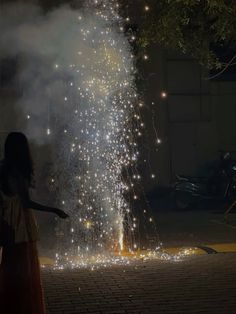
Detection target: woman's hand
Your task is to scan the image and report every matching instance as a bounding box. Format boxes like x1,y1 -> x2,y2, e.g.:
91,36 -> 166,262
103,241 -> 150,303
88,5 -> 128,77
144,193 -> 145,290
28,200 -> 70,218
54,208 -> 69,219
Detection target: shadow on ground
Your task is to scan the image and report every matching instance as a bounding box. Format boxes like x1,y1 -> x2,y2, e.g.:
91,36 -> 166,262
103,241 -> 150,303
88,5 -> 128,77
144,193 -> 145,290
149,189 -> 236,247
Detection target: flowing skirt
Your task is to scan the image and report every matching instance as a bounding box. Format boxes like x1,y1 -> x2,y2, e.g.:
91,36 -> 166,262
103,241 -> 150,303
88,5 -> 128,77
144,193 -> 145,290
0,242 -> 45,314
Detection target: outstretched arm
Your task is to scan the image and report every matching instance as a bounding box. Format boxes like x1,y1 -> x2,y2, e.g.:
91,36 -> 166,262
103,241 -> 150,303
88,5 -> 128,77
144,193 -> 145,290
23,199 -> 69,219
17,175 -> 69,219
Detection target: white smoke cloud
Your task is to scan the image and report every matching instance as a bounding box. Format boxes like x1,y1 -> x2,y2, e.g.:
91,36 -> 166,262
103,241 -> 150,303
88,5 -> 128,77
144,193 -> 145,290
0,1 -> 134,140
0,1 -> 139,257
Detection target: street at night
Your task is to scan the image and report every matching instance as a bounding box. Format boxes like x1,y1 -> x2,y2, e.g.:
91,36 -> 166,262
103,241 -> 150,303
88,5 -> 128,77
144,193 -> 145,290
40,206 -> 236,313
43,254 -> 236,314
1,0 -> 236,313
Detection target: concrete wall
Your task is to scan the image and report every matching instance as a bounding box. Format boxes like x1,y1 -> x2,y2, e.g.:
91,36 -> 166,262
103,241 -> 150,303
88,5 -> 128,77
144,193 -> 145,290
1,49 -> 236,191
211,82 -> 236,150
144,48 -> 236,190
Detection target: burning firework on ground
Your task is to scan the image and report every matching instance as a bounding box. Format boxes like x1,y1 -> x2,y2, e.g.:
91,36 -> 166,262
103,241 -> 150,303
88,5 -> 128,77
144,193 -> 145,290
0,0 -> 160,267
52,0 -> 159,264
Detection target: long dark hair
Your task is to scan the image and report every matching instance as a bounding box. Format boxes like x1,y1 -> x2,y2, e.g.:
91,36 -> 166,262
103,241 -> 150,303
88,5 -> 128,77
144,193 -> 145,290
1,132 -> 34,190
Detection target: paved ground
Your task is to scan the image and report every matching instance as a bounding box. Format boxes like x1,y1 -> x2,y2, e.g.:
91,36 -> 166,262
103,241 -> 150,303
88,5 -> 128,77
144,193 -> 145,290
154,208 -> 236,247
40,206 -> 236,313
39,209 -> 236,258
43,253 -> 236,314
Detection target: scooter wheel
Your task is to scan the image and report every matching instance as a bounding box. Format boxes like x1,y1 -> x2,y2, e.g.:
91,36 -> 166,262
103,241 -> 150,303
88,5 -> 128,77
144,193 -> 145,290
174,192 -> 191,210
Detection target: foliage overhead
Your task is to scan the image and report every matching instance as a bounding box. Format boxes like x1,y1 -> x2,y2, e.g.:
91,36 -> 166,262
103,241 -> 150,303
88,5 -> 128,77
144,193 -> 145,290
135,0 -> 236,70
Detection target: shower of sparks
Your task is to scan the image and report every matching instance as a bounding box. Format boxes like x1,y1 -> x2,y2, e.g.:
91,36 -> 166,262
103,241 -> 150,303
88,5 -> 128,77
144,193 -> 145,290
41,247 -> 199,270
49,0 -> 159,265
5,0 -> 161,267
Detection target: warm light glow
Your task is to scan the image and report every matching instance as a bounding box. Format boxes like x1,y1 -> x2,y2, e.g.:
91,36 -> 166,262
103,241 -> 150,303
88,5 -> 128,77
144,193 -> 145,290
85,221 -> 92,229
161,91 -> 167,98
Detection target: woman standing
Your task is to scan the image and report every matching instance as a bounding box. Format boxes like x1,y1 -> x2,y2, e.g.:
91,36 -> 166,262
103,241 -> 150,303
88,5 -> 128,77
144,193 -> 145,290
0,132 -> 68,314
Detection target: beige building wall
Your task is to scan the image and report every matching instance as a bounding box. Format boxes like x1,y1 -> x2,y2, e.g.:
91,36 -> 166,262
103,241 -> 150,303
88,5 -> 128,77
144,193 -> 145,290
146,49 -> 236,189
1,50 -> 236,190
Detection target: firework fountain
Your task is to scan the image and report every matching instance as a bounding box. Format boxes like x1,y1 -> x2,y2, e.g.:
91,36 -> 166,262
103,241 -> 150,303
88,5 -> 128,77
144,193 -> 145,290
0,0 -> 161,267
54,0 -> 141,262
52,0 -> 160,266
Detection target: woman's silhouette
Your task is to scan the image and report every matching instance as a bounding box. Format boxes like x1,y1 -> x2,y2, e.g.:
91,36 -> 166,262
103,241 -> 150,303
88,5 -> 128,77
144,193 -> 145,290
0,132 -> 68,314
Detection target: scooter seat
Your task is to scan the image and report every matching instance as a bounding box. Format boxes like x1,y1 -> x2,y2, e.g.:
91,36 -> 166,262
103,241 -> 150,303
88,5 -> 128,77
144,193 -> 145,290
176,174 -> 208,183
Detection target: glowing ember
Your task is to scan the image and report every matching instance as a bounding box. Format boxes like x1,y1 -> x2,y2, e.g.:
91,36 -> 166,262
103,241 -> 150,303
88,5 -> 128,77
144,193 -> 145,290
41,247 -> 200,270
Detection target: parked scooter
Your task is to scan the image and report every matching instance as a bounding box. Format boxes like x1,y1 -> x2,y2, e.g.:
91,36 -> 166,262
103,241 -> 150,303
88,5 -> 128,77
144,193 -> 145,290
173,151 -> 236,210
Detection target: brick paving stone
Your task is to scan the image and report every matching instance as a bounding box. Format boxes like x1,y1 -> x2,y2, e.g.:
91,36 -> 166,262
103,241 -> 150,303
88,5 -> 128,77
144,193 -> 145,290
42,253 -> 236,314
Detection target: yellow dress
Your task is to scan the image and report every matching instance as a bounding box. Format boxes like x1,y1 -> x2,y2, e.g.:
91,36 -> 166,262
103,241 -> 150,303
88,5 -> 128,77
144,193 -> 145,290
0,176 -> 45,314
0,192 -> 39,243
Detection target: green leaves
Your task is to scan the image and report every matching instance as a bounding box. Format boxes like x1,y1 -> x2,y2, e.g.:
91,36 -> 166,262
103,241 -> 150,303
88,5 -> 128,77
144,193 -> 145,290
139,0 -> 236,70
